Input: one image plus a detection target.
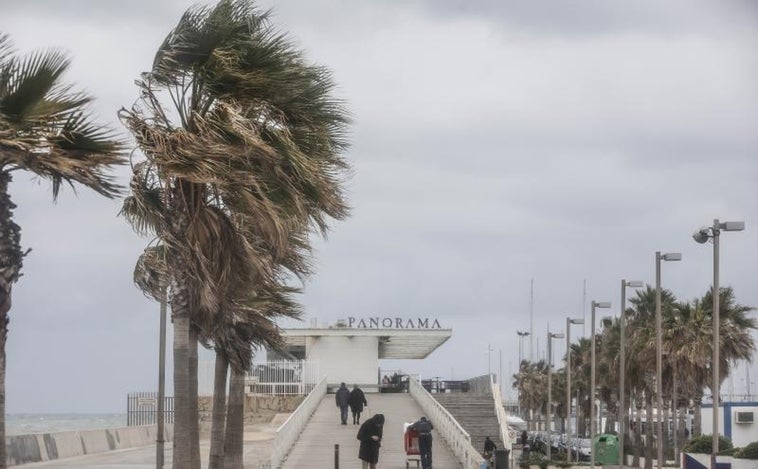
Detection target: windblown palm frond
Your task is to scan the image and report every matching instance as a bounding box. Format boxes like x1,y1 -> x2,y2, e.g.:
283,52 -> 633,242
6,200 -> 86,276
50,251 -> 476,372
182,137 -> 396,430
0,34 -> 125,198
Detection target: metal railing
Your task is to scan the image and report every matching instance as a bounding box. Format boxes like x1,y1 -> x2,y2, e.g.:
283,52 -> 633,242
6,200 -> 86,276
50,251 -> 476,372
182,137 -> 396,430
408,376 -> 485,469
126,392 -> 175,426
269,376 -> 327,468
246,360 -> 320,396
491,374 -> 513,450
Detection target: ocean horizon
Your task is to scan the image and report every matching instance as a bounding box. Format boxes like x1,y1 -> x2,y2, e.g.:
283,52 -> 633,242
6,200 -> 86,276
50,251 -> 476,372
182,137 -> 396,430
6,413 -> 127,436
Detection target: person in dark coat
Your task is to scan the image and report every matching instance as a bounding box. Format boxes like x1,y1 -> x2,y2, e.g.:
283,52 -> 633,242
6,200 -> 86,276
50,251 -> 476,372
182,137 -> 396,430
484,436 -> 497,462
349,384 -> 368,424
409,416 -> 433,469
357,413 -> 384,469
335,382 -> 350,425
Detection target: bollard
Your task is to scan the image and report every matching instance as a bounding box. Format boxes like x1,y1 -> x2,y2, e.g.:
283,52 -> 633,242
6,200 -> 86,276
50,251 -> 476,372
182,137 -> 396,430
334,443 -> 339,469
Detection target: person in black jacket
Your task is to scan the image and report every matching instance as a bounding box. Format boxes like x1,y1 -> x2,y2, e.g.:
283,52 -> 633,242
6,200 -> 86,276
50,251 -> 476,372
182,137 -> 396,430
349,384 -> 368,424
357,413 -> 384,469
484,436 -> 497,462
335,382 -> 350,425
409,416 -> 434,469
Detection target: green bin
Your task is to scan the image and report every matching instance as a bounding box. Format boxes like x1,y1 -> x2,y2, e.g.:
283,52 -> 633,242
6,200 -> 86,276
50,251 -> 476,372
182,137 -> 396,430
593,434 -> 619,465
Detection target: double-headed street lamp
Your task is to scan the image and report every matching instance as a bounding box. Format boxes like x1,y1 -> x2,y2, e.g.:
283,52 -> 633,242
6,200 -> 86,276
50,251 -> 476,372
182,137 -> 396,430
547,331 -> 565,462
565,317 -> 584,463
590,300 -> 611,469
656,252 -> 681,468
619,279 -> 643,466
693,219 -> 745,469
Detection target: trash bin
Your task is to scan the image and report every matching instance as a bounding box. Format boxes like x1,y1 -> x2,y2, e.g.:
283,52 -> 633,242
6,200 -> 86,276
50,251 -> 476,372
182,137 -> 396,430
594,434 -> 619,465
494,449 -> 510,469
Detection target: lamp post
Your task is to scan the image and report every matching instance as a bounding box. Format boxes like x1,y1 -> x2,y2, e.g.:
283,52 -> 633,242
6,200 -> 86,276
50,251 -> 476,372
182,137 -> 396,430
565,317 -> 584,463
488,343 -> 493,378
656,252 -> 682,469
590,300 -> 611,469
517,331 -> 530,419
547,331 -> 565,462
693,219 -> 745,469
619,279 -> 643,466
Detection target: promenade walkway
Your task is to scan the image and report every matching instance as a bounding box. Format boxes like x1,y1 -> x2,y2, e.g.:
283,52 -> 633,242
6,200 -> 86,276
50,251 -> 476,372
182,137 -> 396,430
17,393 -> 462,468
281,393 -> 461,468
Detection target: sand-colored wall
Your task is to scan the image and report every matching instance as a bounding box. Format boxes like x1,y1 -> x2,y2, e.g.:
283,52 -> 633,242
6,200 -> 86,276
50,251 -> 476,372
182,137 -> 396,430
198,394 -> 304,424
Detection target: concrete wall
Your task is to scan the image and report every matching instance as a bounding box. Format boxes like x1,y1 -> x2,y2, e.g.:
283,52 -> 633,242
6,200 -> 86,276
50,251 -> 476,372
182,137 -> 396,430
307,335 -> 378,387
6,424 -> 174,467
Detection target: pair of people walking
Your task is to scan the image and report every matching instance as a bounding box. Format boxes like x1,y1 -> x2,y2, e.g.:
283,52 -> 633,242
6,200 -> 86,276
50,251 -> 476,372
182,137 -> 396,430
335,382 -> 368,425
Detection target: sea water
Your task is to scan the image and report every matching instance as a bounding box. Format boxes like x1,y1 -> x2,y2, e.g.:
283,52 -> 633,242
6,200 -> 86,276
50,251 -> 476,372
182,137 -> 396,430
6,413 -> 127,435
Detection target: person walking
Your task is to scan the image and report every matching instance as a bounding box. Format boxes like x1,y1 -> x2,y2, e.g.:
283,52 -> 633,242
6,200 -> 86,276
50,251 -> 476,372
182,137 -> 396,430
335,382 -> 350,425
357,413 -> 385,469
349,384 -> 368,424
483,436 -> 497,465
409,416 -> 434,469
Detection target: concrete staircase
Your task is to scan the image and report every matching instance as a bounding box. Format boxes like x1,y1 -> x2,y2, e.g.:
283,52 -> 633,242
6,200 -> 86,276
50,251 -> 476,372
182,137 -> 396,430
432,393 -> 505,455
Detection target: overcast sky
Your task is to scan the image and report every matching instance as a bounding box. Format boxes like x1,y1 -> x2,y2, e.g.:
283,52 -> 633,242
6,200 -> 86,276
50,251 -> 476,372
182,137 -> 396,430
2,0 -> 757,414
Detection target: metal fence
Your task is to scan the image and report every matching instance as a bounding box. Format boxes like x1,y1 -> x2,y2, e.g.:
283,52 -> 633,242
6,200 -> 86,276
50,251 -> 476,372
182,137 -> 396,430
245,360 -> 320,395
126,392 -> 175,426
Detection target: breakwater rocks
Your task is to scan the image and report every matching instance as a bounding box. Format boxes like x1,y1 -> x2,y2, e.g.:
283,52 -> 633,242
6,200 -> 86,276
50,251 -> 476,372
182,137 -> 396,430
6,424 -> 174,466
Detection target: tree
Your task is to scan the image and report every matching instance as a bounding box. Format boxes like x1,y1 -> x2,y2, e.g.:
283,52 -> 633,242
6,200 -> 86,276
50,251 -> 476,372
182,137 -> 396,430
120,1 -> 350,467
0,34 -> 124,468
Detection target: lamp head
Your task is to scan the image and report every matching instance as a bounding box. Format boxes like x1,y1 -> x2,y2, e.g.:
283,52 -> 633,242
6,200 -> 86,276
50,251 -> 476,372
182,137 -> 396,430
569,318 -> 585,325
662,252 -> 682,261
693,228 -> 710,244
550,332 -> 565,339
592,301 -> 611,308
626,280 -> 644,288
721,221 -> 745,232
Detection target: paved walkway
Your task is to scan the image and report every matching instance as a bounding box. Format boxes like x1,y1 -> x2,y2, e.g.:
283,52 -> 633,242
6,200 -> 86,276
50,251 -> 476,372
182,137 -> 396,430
17,394 -> 462,468
281,393 -> 461,469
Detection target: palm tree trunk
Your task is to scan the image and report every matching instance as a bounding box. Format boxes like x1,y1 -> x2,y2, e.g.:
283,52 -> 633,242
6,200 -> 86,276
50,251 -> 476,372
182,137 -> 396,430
172,303 -> 200,469
645,391 -> 653,469
223,368 -> 246,469
209,350 -> 229,469
0,171 -> 25,469
633,395 -> 641,467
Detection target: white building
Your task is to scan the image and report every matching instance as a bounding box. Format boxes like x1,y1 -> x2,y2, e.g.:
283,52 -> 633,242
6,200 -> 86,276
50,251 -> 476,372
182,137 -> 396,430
701,401 -> 758,447
269,317 -> 453,393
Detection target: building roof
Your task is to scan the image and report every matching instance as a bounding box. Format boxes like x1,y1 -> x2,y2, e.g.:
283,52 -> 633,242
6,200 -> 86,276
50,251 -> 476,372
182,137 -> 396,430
281,327 -> 453,359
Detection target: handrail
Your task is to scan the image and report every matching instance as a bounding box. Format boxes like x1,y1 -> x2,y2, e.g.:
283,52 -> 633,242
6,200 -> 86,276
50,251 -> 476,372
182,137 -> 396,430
270,376 -> 328,468
408,376 -> 485,469
491,374 -> 513,451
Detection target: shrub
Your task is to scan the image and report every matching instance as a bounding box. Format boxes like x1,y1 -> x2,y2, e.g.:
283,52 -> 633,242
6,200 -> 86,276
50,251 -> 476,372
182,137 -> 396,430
735,442 -> 758,459
682,434 -> 733,454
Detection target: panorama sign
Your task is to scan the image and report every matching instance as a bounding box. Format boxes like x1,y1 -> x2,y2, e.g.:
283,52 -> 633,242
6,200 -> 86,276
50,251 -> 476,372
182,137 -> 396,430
346,317 -> 442,329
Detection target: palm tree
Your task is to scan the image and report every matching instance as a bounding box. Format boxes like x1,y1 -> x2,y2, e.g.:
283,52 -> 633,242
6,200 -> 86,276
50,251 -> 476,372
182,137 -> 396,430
207,287 -> 301,469
120,2 -> 350,467
0,34 -> 124,468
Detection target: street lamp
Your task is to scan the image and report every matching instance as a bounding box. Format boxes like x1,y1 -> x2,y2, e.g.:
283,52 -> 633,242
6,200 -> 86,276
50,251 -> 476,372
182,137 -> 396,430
619,279 -> 643,466
565,317 -> 584,463
547,331 -> 565,462
590,300 -> 611,469
517,331 -> 531,419
488,343 -> 494,379
656,252 -> 681,469
693,219 -> 745,469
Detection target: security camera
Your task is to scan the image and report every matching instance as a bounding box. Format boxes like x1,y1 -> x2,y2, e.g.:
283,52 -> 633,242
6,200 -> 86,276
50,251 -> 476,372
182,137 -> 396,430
692,228 -> 710,244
